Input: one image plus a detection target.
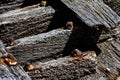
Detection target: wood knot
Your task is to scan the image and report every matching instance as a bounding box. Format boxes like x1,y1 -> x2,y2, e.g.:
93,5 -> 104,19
66,21 -> 74,30
0,56 -> 19,66
71,49 -> 96,63
4,58 -> 19,66
40,0 -> 47,7
7,35 -> 15,46
24,63 -> 42,71
71,49 -> 82,57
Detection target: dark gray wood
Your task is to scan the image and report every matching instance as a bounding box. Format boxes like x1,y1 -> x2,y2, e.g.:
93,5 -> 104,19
103,0 -> 120,16
71,38 -> 120,80
0,6 -> 55,43
61,0 -> 120,29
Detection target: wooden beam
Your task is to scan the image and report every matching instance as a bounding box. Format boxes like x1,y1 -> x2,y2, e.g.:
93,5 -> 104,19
27,56 -> 96,80
8,29 -> 72,63
0,6 -> 55,43
0,0 -> 24,14
0,65 -> 31,80
0,40 -> 31,80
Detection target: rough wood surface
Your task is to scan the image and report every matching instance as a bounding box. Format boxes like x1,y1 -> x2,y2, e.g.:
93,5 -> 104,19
27,56 -> 96,80
0,40 -> 31,80
0,0 -> 24,14
0,65 -> 31,80
86,39 -> 120,80
61,0 -> 120,34
103,0 -> 120,16
0,6 -> 55,43
8,29 -> 71,63
0,0 -> 120,80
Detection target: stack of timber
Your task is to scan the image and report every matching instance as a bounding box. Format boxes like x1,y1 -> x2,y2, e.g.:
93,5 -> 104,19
0,0 -> 120,80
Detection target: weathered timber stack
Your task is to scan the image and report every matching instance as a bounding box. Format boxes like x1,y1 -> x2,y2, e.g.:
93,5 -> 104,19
0,6 -> 55,43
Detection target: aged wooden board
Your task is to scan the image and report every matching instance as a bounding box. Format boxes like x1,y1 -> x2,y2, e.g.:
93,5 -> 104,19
0,0 -> 24,14
27,56 -> 96,80
103,0 -> 120,16
61,0 -> 120,31
8,29 -> 72,63
0,40 -> 31,80
0,6 -> 55,43
0,65 -> 31,80
76,39 -> 120,80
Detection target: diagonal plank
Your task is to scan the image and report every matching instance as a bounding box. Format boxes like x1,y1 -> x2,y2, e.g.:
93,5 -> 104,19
61,0 -> 120,30
0,40 -> 31,80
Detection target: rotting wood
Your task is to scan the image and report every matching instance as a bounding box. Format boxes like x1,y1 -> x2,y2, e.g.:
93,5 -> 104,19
7,29 -> 72,63
0,6 -> 55,43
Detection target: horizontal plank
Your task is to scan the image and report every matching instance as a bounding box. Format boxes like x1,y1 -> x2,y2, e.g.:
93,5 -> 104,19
27,56 -> 96,80
0,6 -> 55,43
8,29 -> 72,63
0,0 -> 24,14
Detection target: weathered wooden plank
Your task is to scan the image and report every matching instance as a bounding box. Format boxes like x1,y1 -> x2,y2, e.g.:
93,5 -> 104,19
0,65 -> 31,80
0,0 -> 24,14
27,56 -> 96,80
82,38 -> 120,80
0,6 -> 55,43
103,0 -> 120,16
61,0 -> 120,30
8,29 -> 72,63
0,40 -> 31,80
